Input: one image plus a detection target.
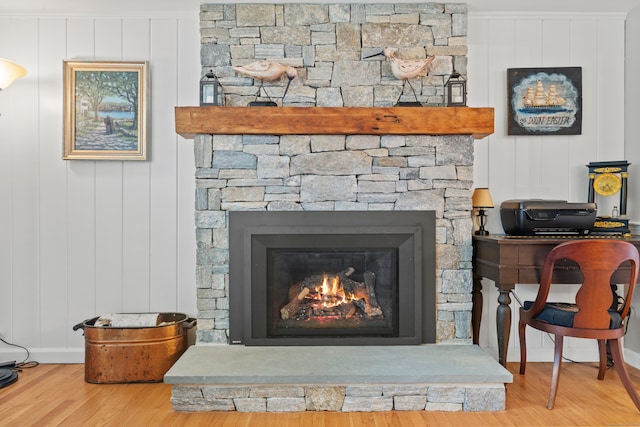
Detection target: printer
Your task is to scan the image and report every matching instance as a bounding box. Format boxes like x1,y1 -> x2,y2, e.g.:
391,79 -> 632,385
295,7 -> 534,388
500,199 -> 597,235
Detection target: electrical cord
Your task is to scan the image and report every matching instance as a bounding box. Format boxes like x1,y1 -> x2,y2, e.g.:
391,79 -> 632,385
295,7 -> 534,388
0,336 -> 39,371
510,289 -> 523,306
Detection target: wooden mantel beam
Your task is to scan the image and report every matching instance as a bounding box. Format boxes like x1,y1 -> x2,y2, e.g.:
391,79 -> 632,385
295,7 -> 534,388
175,106 -> 494,139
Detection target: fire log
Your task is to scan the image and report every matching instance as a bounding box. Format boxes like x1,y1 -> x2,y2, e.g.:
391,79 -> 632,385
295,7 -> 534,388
363,271 -> 383,316
280,287 -> 310,320
343,272 -> 383,317
287,274 -> 325,300
345,302 -> 357,318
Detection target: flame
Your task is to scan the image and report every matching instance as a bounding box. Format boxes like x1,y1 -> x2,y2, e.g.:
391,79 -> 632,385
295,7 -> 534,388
316,274 -> 353,309
281,270 -> 385,322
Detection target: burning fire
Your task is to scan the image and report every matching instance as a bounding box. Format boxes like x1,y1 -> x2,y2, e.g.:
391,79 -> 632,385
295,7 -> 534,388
316,274 -> 355,310
279,268 -> 384,321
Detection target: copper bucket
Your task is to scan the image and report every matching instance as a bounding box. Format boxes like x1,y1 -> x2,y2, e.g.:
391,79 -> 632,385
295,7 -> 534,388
73,313 -> 196,384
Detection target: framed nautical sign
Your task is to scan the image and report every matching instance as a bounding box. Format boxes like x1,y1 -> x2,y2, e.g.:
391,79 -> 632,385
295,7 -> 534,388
507,67 -> 582,136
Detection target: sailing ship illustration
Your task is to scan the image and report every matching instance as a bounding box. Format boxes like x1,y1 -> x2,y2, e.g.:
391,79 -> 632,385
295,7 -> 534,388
508,67 -> 581,135
522,80 -> 566,110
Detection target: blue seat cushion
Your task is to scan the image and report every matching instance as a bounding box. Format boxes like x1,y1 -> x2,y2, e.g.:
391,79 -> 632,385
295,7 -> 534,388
523,301 -> 622,329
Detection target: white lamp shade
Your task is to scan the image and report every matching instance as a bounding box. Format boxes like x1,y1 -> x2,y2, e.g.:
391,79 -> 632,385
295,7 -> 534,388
0,58 -> 27,90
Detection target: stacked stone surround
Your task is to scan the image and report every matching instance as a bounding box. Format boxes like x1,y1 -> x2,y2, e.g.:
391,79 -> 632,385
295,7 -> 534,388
200,2 -> 468,106
171,383 -> 505,412
195,131 -> 475,345
194,3 -> 474,346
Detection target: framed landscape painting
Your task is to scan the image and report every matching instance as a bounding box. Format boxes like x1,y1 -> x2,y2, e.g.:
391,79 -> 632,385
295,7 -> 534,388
507,67 -> 582,136
63,60 -> 148,160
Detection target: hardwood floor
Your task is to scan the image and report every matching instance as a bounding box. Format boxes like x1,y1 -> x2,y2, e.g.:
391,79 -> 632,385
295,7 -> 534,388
1,362 -> 639,426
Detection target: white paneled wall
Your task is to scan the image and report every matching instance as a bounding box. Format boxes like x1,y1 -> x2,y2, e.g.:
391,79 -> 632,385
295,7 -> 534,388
626,7 -> 640,364
469,13 -> 633,362
1,3 -> 638,365
470,14 -> 625,216
0,12 -> 199,362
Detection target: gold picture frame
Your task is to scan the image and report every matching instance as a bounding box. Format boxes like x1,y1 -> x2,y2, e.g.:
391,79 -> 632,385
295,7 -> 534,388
63,60 -> 148,160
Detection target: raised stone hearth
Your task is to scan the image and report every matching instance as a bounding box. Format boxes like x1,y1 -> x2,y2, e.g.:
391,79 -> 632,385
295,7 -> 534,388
166,345 -> 512,412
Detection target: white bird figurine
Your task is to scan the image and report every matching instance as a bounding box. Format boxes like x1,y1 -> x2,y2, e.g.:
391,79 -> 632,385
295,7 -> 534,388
233,60 -> 297,104
365,48 -> 435,103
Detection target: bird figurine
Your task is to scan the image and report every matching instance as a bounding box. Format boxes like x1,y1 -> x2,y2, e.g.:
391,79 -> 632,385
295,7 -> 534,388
365,48 -> 435,104
233,60 -> 297,105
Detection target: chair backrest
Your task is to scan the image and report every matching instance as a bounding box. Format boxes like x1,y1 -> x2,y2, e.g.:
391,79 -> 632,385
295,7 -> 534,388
533,240 -> 639,329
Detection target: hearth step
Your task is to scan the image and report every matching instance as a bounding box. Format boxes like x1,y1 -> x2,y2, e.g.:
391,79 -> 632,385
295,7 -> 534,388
164,344 -> 512,412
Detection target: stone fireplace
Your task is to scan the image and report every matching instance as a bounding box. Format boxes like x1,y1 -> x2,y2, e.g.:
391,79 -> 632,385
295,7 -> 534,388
187,2 -> 484,346
164,3 -> 508,414
191,128 -> 478,345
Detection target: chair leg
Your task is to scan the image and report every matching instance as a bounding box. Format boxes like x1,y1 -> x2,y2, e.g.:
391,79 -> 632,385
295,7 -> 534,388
597,339 -> 607,380
519,321 -> 527,374
609,338 -> 640,412
547,334 -> 564,409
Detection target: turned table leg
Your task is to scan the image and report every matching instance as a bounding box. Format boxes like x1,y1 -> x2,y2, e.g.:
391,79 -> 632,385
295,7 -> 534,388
496,284 -> 514,367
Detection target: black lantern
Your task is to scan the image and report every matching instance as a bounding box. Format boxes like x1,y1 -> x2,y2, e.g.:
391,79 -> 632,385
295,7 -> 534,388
200,69 -> 223,106
446,69 -> 467,106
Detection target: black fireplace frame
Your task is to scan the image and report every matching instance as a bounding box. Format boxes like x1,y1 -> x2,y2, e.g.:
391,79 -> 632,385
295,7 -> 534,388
229,211 -> 436,345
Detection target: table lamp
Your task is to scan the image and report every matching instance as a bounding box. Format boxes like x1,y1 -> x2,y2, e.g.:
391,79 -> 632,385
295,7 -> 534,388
472,188 -> 494,235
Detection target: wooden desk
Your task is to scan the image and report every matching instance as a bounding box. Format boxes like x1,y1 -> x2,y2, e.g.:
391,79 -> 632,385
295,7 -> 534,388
472,234 -> 640,367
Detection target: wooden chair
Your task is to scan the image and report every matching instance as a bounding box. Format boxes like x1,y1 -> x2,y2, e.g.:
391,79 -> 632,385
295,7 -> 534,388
518,239 -> 640,411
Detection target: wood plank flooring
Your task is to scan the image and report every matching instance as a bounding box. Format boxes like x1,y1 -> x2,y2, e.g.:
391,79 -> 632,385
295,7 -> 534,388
0,362 -> 639,426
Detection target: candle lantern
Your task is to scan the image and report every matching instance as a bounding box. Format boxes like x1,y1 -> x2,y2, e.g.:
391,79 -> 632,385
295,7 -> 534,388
446,69 -> 467,106
200,69 -> 223,106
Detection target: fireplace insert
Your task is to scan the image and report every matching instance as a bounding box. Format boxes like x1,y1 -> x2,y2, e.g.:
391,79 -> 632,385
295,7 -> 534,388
229,211 -> 435,345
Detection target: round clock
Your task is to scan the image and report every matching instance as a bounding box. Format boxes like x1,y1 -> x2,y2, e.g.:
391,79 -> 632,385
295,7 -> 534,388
593,173 -> 622,196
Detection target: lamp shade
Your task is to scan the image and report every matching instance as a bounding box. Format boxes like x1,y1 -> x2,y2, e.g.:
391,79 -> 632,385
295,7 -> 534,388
0,58 -> 27,90
472,188 -> 494,208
